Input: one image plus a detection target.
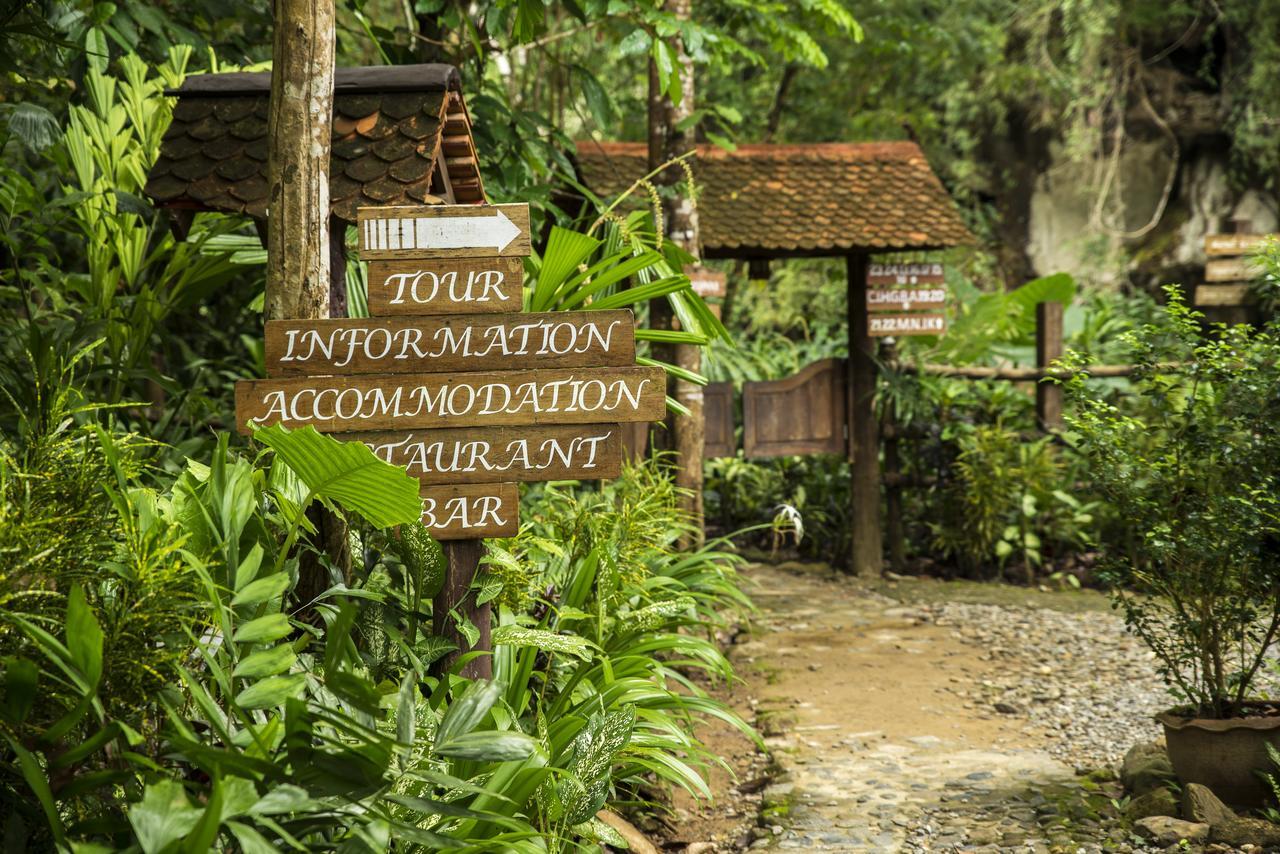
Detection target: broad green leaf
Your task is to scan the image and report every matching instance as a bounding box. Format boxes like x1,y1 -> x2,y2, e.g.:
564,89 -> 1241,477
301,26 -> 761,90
231,572 -> 290,607
66,585 -> 103,686
1,657 -> 37,724
254,425 -> 421,528
233,614 -> 292,644
235,674 -> 306,710
128,780 -> 201,854
233,645 -> 296,679
227,822 -> 278,854
491,626 -> 593,661
247,784 -> 313,816
234,543 -> 266,591
436,679 -> 502,744
434,731 -> 539,762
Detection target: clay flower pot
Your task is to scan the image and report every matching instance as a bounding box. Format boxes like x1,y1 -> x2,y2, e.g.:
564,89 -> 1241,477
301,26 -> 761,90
1158,701 -> 1280,806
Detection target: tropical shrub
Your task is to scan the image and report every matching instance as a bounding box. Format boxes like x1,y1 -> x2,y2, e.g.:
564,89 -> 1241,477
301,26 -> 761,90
1062,290 -> 1280,717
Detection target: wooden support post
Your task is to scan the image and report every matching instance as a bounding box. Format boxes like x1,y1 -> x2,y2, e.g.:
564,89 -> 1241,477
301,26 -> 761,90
879,339 -> 904,575
328,215 -> 347,318
1035,301 -> 1064,431
430,539 -> 491,680
847,253 -> 882,577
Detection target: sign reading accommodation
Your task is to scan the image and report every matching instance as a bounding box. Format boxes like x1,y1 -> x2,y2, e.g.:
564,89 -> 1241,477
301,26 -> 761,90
236,203 -> 664,539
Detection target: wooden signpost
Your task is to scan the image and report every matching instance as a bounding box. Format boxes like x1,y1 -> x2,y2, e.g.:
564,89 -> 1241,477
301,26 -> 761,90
685,266 -> 726,319
237,201 -> 665,678
1196,233 -> 1272,317
865,262 -> 948,337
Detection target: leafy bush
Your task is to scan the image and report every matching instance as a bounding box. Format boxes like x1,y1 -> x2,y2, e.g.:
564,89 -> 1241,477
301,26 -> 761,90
1062,291 -> 1280,717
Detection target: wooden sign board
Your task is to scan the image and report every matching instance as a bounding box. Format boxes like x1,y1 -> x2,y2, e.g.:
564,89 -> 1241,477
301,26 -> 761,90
264,311 -> 635,376
1204,257 -> 1258,283
866,287 -> 947,313
422,483 -> 519,540
235,366 -> 667,434
868,312 -> 946,337
358,203 -> 532,260
342,424 -> 623,485
1194,284 -> 1252,308
365,257 -> 524,316
685,266 -> 727,299
1205,234 -> 1274,257
866,262 -> 944,286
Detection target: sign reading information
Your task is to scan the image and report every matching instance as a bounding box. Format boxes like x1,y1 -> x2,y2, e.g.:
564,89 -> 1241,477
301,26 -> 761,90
236,203 -> 665,539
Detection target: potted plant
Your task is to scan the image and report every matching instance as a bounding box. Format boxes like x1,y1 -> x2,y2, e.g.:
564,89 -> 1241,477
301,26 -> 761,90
1061,290 -> 1280,805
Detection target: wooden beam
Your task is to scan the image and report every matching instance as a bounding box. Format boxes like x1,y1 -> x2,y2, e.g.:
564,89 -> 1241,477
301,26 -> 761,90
1195,284 -> 1252,307
1035,301 -> 1063,431
847,253 -> 882,578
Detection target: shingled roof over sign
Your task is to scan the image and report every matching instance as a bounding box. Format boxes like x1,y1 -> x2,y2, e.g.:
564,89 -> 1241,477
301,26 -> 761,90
575,141 -> 972,256
145,64 -> 485,223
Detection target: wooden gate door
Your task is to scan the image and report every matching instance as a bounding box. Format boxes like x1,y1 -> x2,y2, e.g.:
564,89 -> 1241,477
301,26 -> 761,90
742,358 -> 848,458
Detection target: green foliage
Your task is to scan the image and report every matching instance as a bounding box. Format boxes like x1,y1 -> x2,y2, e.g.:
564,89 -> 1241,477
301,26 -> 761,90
1062,290 -> 1280,717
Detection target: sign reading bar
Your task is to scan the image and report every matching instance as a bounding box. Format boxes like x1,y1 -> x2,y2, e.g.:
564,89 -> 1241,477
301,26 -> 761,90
265,310 -> 635,376
867,262 -> 944,286
235,366 -> 667,433
421,483 -> 519,540
359,204 -> 531,260
343,424 -> 622,485
866,287 -> 947,313
365,256 -> 524,316
868,313 -> 946,337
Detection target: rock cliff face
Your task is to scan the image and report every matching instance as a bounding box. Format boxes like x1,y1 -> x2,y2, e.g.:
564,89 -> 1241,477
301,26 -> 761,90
975,42 -> 1279,293
1022,142 -> 1277,291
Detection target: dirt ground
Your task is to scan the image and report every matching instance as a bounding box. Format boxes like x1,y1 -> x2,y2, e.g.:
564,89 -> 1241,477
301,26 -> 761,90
655,559 -> 1153,853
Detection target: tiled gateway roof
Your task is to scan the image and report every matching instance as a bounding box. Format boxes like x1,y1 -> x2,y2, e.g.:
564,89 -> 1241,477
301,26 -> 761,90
145,64 -> 484,222
575,141 -> 972,255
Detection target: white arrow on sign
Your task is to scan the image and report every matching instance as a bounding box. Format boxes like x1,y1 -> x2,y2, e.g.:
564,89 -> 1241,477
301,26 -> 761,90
365,209 -> 523,253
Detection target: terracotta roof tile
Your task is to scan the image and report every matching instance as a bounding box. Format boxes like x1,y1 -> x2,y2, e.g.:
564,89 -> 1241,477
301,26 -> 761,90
575,141 -> 972,254
145,64 -> 486,220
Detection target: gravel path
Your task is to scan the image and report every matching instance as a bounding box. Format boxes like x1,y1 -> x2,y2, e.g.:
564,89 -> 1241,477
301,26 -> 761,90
706,562 -> 1184,854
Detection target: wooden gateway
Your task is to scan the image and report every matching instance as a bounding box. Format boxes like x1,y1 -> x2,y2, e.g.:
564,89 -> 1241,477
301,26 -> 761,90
577,141 -> 973,576
235,202 -> 665,539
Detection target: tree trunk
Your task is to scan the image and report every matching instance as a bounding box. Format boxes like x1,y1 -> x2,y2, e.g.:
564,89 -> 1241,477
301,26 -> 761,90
266,0 -> 334,322
647,0 -> 704,546
267,0 -> 350,603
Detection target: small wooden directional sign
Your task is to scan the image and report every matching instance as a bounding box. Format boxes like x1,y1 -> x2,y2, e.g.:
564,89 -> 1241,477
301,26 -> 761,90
240,202 -> 665,540
866,262 -> 945,286
421,483 -> 519,539
868,312 -> 946,337
343,424 -> 623,485
359,203 -> 531,259
264,310 -> 635,376
365,256 -> 524,316
866,286 -> 947,313
1204,233 -> 1273,256
685,266 -> 727,299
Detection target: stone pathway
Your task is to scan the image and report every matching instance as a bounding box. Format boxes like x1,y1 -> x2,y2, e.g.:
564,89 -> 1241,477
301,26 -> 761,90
711,562 -> 1177,853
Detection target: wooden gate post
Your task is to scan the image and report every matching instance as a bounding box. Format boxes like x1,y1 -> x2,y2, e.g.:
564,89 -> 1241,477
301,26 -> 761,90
847,253 -> 883,577
879,339 -> 905,575
1035,301 -> 1064,431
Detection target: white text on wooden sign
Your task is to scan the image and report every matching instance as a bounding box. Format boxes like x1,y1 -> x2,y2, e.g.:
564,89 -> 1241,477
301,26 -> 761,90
358,204 -> 531,260
868,313 -> 946,337
1204,234 -> 1274,257
364,257 -> 524,316
866,287 -> 947,312
1204,257 -> 1259,282
341,424 -> 622,485
422,483 -> 519,539
235,367 -> 667,433
685,267 -> 727,299
867,262 -> 944,286
265,311 -> 635,376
